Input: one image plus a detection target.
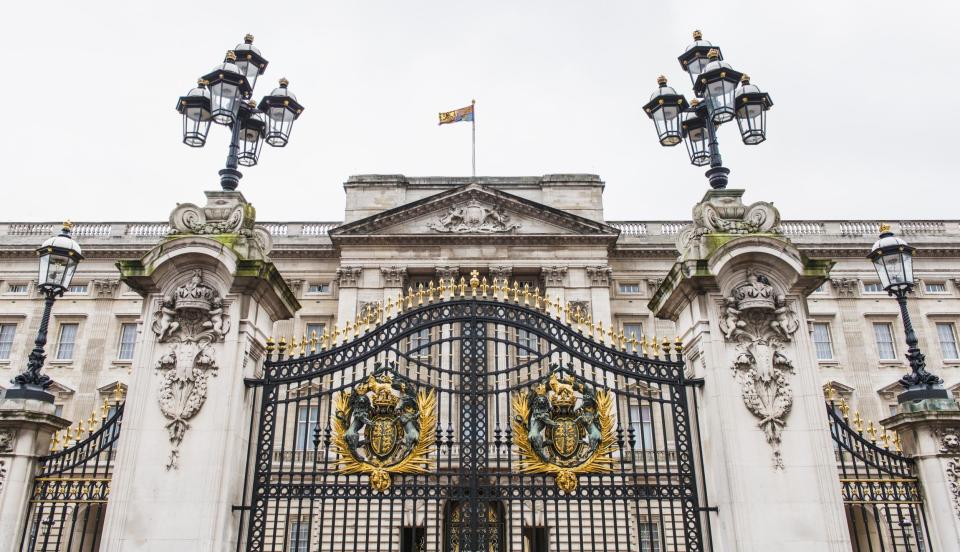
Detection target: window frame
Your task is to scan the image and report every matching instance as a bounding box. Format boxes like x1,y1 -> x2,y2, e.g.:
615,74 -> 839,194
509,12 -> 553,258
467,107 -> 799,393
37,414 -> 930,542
872,322 -> 897,361
66,283 -> 88,295
811,322 -> 834,361
618,282 -> 642,295
862,282 -> 885,294
306,282 -> 331,295
117,322 -> 138,361
294,405 -> 320,452
287,519 -> 310,552
924,282 -> 948,294
936,322 -> 959,361
55,322 -> 79,361
638,520 -> 663,552
6,283 -> 28,294
0,323 -> 16,360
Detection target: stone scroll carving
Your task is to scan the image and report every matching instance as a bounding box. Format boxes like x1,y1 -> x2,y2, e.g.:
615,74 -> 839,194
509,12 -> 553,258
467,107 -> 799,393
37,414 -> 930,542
676,190 -> 781,259
427,200 -> 520,234
719,268 -> 800,469
152,269 -> 229,469
168,192 -> 272,255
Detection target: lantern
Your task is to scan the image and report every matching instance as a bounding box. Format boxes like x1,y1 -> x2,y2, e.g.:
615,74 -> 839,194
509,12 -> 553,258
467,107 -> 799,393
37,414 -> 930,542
200,51 -> 253,126
734,75 -> 773,145
677,30 -> 722,86
237,103 -> 267,167
36,222 -> 84,292
258,78 -> 305,147
176,80 -> 212,147
868,225 -> 915,292
681,100 -> 711,166
233,34 -> 269,91
693,49 -> 743,125
643,76 -> 688,147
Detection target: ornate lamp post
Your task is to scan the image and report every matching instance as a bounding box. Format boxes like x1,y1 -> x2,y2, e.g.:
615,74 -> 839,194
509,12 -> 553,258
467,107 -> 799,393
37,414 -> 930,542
868,224 -> 949,402
7,223 -> 83,401
644,30 -> 773,190
176,34 -> 305,191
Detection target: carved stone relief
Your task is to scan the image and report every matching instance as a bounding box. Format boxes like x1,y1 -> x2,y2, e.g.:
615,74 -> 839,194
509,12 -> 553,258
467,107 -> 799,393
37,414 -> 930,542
946,459 -> 960,518
489,266 -> 512,284
0,460 -> 6,494
151,269 -> 229,469
719,268 -> 800,469
284,279 -> 305,296
381,266 -> 407,287
676,190 -> 781,259
434,266 -> 459,283
426,200 -> 520,233
830,278 -> 859,297
92,279 -> 121,297
0,429 -> 13,452
168,192 -> 272,255
936,427 -> 960,454
543,266 -> 568,287
337,267 -> 363,288
585,266 -> 612,287
647,278 -> 665,295
567,301 -> 590,319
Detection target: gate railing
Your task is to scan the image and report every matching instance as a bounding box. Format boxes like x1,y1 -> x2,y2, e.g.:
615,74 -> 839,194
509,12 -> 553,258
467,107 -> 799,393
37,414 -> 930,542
19,390 -> 125,552
825,391 -> 932,552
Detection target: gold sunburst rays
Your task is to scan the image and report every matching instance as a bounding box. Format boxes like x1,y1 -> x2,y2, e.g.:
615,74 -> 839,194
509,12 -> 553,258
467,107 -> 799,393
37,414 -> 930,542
511,386 -> 616,494
332,386 -> 438,493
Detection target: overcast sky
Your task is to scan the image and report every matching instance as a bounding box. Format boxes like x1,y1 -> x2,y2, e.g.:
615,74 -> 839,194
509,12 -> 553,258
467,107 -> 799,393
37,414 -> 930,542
2,1 -> 957,223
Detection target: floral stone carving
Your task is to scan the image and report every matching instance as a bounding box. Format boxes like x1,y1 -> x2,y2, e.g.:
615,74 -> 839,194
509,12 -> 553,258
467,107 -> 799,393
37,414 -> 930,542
427,200 -> 520,233
168,191 -> 273,255
152,269 -> 229,469
676,189 -> 781,259
719,268 -> 799,469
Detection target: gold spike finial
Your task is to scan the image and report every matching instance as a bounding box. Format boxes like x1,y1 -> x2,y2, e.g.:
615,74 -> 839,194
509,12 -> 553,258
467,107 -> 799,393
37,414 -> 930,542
470,270 -> 480,296
265,336 -> 275,353
824,382 -> 836,401
225,50 -> 238,62
674,336 -> 683,355
707,48 -> 719,60
63,220 -> 75,231
853,411 -> 863,432
879,223 -> 891,234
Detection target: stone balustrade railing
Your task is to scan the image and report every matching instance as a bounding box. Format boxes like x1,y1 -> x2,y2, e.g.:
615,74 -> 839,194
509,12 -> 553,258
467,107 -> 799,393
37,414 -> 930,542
1,220 -> 955,240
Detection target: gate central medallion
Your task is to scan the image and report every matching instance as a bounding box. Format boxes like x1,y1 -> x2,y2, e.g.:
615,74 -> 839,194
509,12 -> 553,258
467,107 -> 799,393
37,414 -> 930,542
333,362 -> 437,492
512,364 -> 616,493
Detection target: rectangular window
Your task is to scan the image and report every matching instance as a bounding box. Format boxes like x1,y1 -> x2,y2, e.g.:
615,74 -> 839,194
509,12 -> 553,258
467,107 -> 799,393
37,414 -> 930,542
287,520 -> 310,552
863,282 -> 884,293
630,404 -> 655,450
517,329 -> 539,358
54,405 -> 64,417
925,282 -> 948,294
873,323 -> 896,360
400,527 -> 426,552
623,323 -> 644,342
812,323 -> 834,360
66,284 -> 88,294
937,323 -> 959,360
56,323 -> 78,361
295,405 -> 320,451
306,323 -> 325,341
639,522 -> 662,552
7,284 -> 27,294
889,404 -> 899,416
618,282 -> 641,294
117,323 -> 137,360
307,283 -> 330,294
408,328 -> 431,361
522,527 -> 548,552
0,323 -> 16,359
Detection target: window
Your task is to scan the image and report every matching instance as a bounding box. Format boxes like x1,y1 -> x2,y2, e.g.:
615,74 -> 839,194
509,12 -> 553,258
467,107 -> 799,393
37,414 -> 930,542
305,323 -> 325,341
522,527 -> 548,552
7,284 -> 27,294
408,328 -> 431,361
813,282 -> 828,294
873,323 -> 896,360
889,404 -> 899,416
517,329 -> 539,358
287,520 -> 310,552
54,405 -> 64,417
623,323 -> 644,342
400,527 -> 426,552
307,283 -> 330,294
937,323 -> 959,360
66,284 -> 88,294
630,404 -> 655,450
812,323 -> 834,360
863,282 -> 884,293
619,282 -> 641,294
925,282 -> 948,294
56,323 -> 78,361
117,323 -> 137,360
0,323 -> 16,359
295,405 -> 320,451
639,522 -> 662,552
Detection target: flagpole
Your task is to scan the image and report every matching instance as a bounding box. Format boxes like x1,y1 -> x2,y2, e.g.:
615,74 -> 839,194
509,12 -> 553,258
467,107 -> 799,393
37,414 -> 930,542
471,99 -> 476,178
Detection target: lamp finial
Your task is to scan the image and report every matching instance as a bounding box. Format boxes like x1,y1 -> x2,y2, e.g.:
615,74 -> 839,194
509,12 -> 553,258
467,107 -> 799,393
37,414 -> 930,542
225,50 -> 237,62
707,48 -> 720,60
879,223 -> 891,234
244,33 -> 254,43
692,30 -> 703,40
656,75 -> 668,86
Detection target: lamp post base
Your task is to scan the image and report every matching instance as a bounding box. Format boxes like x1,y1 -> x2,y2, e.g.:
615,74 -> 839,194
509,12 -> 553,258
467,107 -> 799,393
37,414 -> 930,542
3,384 -> 55,403
218,168 -> 243,191
898,386 -> 950,403
705,166 -> 730,189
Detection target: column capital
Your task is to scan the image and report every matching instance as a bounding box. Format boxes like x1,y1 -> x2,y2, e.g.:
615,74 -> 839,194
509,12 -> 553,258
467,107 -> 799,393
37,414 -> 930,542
542,266 -> 568,287
381,266 -> 407,287
336,266 -> 363,288
585,266 -> 612,287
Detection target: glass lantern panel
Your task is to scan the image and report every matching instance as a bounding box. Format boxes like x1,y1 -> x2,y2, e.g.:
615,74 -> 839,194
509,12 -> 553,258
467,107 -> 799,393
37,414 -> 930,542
210,82 -> 240,124
707,80 -> 736,122
882,253 -> 907,286
872,257 -> 890,289
901,250 -> 914,284
234,60 -> 260,90
44,254 -> 71,288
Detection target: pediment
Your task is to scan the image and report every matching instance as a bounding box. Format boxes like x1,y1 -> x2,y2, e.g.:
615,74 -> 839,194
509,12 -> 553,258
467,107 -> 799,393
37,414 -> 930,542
330,183 -> 619,245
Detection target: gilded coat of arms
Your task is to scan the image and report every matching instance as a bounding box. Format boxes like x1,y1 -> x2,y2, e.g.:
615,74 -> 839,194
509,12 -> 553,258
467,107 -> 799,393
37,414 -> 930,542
512,364 -> 616,493
333,362 -> 437,492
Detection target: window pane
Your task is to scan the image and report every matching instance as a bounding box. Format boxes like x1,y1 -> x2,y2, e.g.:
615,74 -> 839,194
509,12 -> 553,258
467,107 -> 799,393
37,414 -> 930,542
8,284 -> 27,294
56,323 -> 78,360
623,323 -> 644,341
67,284 -> 88,294
295,405 -> 320,451
630,404 -> 655,450
307,283 -> 330,293
118,323 -> 137,360
925,282 -> 947,293
873,323 -> 896,360
863,282 -> 884,293
0,323 -> 16,359
619,283 -> 641,294
288,520 -> 310,552
306,323 -> 325,340
639,522 -> 662,552
812,323 -> 833,360
937,323 -> 959,360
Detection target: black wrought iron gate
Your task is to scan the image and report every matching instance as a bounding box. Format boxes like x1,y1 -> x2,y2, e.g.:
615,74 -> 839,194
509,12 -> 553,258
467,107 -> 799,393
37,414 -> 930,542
242,281 -> 708,551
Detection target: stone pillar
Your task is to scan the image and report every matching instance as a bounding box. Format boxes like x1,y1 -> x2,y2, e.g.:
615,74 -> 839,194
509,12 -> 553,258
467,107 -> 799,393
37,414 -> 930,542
650,189 -> 850,552
884,398 -> 960,550
99,190 -> 298,551
336,266 -> 362,328
542,265 -> 568,307
585,265 -> 612,327
0,393 -> 70,551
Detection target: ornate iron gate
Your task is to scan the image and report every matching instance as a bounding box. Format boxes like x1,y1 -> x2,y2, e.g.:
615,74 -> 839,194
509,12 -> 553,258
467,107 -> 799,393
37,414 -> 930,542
243,278 -> 709,551
20,391 -> 125,552
826,392 -> 932,551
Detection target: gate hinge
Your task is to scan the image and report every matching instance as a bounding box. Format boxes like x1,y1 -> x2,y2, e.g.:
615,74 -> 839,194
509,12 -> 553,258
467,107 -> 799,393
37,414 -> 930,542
686,377 -> 705,388
243,377 -> 265,388
232,504 -> 251,512
697,506 -> 718,513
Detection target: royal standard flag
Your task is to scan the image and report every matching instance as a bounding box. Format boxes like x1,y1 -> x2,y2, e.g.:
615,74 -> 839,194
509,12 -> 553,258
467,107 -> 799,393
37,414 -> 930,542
438,104 -> 474,125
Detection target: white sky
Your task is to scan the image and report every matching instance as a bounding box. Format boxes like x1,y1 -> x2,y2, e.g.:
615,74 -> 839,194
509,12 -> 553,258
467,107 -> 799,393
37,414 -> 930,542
2,1 -> 958,223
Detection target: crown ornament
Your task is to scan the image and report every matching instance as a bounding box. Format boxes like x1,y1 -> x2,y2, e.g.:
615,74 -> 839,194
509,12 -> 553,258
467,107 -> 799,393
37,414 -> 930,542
172,269 -> 219,312
731,269 -> 776,311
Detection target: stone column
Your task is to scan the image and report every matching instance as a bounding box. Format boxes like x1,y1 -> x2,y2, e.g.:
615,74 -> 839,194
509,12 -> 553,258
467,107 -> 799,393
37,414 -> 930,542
542,265 -> 568,308
585,265 -> 612,327
336,266 -> 362,328
884,398 -> 960,550
650,189 -> 850,551
99,190 -> 298,551
0,393 -> 70,551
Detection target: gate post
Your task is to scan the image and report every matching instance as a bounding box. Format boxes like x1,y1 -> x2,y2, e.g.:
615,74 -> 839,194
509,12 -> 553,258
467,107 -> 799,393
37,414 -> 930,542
98,190 -> 298,551
884,398 -> 960,550
650,189 -> 851,552
0,393 -> 70,552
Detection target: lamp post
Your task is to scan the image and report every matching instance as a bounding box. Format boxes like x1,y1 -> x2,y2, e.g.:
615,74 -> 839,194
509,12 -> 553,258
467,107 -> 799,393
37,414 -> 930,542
868,224 -> 949,402
7,222 -> 83,401
643,30 -> 773,190
177,34 -> 305,192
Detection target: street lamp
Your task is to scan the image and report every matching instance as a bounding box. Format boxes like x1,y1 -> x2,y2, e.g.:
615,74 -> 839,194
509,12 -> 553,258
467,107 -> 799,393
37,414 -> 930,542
176,34 -> 305,191
868,224 -> 948,402
8,222 -> 83,400
645,30 -> 773,190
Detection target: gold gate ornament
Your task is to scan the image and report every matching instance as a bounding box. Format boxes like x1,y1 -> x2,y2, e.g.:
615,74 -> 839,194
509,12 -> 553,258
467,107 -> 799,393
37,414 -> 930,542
332,366 -> 437,492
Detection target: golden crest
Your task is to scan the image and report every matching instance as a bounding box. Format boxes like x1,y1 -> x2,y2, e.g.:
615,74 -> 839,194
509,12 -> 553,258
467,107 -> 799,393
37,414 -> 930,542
512,367 -> 616,494
332,364 -> 437,493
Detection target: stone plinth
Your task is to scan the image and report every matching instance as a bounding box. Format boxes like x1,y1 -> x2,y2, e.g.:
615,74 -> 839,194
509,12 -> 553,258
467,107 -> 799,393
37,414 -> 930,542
883,398 -> 960,551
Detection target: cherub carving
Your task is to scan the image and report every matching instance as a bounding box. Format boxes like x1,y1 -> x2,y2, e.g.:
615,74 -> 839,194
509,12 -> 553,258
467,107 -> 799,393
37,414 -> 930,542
720,297 -> 745,340
769,294 -> 795,339
205,297 -> 229,337
156,294 -> 179,340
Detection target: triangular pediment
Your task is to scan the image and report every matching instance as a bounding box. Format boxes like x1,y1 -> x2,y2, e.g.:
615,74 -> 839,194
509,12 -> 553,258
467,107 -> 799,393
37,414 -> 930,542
330,183 -> 619,245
